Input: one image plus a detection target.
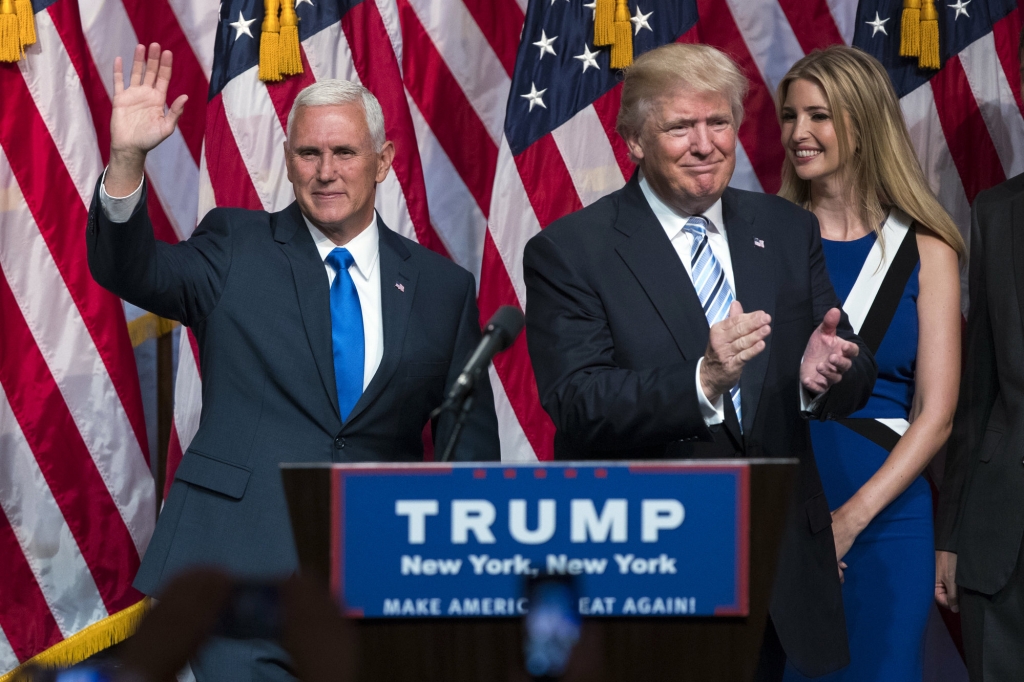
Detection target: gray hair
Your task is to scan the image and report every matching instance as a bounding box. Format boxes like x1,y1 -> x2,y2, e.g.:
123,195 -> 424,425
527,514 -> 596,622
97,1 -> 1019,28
286,79 -> 387,152
616,43 -> 749,142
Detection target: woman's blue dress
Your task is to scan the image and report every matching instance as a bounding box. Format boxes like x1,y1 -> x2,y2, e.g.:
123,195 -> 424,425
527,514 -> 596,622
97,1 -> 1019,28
784,231 -> 934,681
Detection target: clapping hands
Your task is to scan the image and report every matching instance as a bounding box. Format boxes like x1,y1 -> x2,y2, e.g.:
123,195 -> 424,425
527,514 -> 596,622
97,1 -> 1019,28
800,308 -> 859,395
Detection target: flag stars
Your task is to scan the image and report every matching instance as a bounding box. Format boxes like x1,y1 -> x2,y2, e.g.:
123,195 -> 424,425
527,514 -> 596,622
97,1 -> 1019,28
533,30 -> 558,59
296,0 -> 314,6
631,6 -> 653,35
865,11 -> 889,37
522,82 -> 548,112
949,0 -> 970,19
583,0 -> 597,18
575,44 -> 600,72
229,11 -> 256,41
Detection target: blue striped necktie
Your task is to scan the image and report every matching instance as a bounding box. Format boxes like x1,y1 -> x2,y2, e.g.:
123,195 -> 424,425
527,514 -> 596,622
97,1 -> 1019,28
325,247 -> 365,421
683,215 -> 742,429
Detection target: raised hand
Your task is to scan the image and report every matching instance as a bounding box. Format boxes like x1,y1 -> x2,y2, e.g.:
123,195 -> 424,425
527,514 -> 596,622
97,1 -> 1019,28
105,43 -> 187,197
699,301 -> 772,402
800,307 -> 859,394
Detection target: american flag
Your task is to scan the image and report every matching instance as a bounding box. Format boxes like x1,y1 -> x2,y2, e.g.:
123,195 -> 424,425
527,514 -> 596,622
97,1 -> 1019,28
0,0 -> 1019,675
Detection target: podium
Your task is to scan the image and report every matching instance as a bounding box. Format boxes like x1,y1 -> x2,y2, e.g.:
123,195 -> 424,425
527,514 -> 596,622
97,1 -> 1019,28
282,459 -> 797,682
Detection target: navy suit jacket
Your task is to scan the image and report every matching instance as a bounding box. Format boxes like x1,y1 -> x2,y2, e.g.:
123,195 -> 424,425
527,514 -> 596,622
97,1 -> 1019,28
87,180 -> 500,594
523,175 -> 877,676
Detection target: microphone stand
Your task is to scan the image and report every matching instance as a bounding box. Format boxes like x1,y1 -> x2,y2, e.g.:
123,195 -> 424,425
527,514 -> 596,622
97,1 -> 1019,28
435,393 -> 474,463
430,304 -> 524,462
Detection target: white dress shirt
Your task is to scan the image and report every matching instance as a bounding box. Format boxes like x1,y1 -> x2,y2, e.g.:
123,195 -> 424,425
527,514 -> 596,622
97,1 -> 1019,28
99,171 -> 384,389
639,175 -> 729,426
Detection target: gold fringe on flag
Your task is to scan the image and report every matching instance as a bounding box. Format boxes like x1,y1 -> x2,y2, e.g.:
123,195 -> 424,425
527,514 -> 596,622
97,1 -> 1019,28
0,599 -> 151,682
609,0 -> 632,69
127,312 -> 179,348
899,0 -> 921,57
259,0 -> 282,82
278,0 -> 302,76
0,0 -> 23,63
593,0 -> 614,46
918,0 -> 940,69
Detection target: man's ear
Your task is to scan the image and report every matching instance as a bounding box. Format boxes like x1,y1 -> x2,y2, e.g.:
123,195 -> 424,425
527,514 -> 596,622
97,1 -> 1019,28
283,141 -> 293,184
376,140 -> 396,183
625,132 -> 645,163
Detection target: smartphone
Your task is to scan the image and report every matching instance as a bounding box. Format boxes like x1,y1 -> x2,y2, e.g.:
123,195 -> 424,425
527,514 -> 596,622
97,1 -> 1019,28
213,581 -> 284,640
522,574 -> 582,681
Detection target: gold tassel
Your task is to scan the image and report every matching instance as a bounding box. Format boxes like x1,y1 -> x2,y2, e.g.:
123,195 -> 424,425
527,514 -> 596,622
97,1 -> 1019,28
278,0 -> 302,76
0,0 -> 22,63
609,0 -> 632,69
15,0 -> 34,48
594,0 -> 614,46
918,0 -> 940,69
899,0 -> 920,57
259,0 -> 282,82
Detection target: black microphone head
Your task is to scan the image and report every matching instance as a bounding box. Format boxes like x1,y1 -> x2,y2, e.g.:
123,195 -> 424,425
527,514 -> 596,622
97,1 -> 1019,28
485,305 -> 525,351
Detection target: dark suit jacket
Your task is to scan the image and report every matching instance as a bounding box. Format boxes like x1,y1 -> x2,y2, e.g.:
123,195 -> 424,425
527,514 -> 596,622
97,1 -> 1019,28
523,176 -> 877,676
937,173 -> 1024,595
86,180 -> 500,594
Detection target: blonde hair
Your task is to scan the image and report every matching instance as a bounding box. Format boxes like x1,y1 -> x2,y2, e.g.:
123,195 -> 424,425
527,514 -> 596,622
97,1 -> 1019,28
617,43 -> 748,143
776,46 -> 964,256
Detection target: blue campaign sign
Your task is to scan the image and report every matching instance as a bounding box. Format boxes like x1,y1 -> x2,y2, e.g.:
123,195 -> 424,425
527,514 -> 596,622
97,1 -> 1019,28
331,461 -> 749,618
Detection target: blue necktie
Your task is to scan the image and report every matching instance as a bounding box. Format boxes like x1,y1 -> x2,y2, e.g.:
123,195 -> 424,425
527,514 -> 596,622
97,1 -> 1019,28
683,215 -> 742,430
325,248 -> 364,421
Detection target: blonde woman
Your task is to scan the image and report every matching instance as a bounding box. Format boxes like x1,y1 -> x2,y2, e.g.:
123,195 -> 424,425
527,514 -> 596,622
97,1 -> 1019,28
776,46 -> 963,681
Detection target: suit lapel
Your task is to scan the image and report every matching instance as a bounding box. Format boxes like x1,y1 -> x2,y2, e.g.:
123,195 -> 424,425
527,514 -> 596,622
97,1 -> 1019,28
275,203 -> 341,421
343,218 -> 417,428
722,188 -> 776,435
614,177 -> 710,361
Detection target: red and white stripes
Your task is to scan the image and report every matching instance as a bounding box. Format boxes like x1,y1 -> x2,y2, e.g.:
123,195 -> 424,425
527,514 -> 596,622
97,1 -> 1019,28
0,0 -> 156,667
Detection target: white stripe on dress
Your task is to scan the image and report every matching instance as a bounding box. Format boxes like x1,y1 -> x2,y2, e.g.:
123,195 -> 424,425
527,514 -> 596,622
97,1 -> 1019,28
876,418 -> 910,437
841,208 -> 913,335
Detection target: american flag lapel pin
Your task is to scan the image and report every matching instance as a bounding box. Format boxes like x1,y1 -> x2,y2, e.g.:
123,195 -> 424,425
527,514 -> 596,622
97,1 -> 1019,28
753,238 -> 765,248
395,282 -> 405,292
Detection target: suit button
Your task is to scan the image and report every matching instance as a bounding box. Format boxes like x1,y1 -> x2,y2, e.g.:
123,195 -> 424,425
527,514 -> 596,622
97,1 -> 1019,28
334,437 -> 345,449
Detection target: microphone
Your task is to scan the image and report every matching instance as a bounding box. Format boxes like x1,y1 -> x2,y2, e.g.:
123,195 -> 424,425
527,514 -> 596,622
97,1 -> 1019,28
443,305 -> 525,408
434,306 -> 523,462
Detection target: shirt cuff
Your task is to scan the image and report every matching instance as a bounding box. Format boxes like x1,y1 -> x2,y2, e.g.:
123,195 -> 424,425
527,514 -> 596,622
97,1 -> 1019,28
800,383 -> 828,416
98,167 -> 144,223
696,357 -> 725,426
